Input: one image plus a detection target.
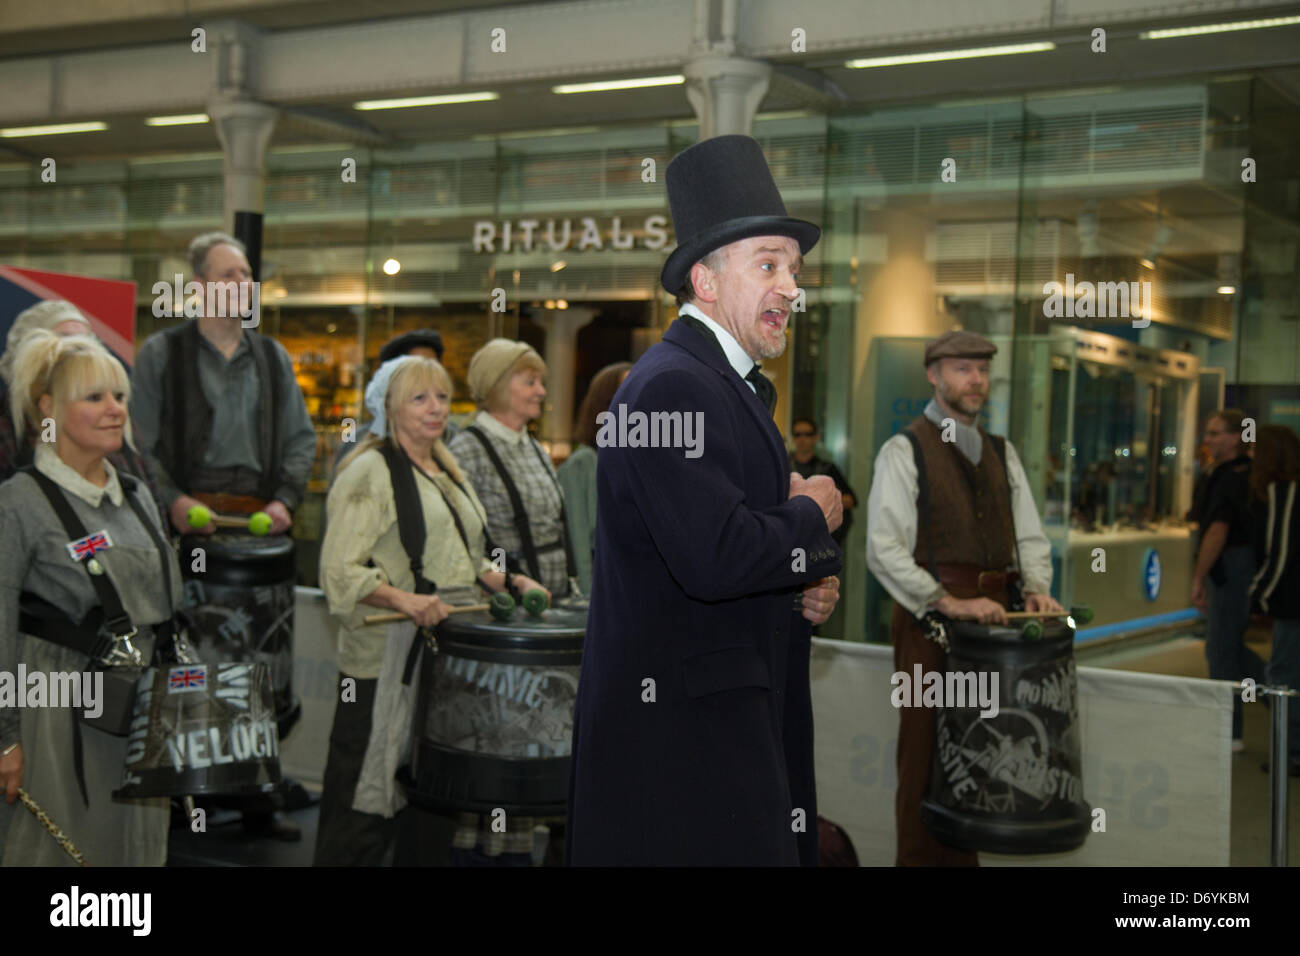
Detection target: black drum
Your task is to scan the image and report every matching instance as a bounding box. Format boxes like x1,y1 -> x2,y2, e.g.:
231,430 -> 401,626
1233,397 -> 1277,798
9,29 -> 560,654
920,618 -> 1091,855
179,532 -> 299,737
114,661 -> 282,798
402,605 -> 586,816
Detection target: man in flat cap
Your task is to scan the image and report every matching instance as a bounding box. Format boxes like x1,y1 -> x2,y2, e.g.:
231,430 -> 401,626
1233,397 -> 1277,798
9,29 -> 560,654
866,329 -> 1062,866
567,135 -> 844,866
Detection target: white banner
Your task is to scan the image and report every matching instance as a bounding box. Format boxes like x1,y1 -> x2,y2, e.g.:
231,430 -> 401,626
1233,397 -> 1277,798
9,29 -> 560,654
810,637 -> 1233,866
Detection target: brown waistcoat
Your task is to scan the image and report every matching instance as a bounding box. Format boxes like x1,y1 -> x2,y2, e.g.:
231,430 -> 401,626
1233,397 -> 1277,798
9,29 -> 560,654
905,416 -> 1016,571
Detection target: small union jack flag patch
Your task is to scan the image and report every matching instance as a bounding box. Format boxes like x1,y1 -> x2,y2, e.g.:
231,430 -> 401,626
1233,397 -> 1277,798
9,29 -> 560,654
66,529 -> 113,563
168,665 -> 207,693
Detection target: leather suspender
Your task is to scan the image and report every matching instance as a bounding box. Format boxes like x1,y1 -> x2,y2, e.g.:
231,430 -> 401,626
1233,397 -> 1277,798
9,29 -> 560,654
463,426 -> 545,582
24,468 -> 140,642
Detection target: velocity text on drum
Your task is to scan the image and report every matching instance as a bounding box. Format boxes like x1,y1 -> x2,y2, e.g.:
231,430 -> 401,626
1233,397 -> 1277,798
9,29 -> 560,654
0,666 -> 103,720
890,664 -> 999,718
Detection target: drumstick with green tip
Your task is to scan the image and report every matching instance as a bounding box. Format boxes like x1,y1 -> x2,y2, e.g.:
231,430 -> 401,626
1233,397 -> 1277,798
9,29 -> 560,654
364,591 -> 518,625
186,505 -> 273,536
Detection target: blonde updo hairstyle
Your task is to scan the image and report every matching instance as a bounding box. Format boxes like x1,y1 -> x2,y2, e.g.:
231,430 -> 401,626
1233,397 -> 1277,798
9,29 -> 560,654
336,356 -> 466,483
9,329 -> 133,450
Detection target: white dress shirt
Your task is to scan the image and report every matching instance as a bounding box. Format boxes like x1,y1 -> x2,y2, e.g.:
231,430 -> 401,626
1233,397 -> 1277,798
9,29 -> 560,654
866,404 -> 1054,618
677,302 -> 759,398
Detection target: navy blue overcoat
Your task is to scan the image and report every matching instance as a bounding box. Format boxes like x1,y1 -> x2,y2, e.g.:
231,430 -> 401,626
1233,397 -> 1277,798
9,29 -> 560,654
566,318 -> 842,865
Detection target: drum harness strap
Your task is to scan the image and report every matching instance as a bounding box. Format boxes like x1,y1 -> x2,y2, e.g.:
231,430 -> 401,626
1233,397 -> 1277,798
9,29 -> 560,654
902,427 -> 1025,650
462,425 -> 578,592
18,468 -> 183,808
377,443 -> 510,687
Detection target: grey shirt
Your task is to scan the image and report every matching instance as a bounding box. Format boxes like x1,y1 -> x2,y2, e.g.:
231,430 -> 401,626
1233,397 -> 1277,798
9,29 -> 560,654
0,445 -> 183,748
130,323 -> 317,510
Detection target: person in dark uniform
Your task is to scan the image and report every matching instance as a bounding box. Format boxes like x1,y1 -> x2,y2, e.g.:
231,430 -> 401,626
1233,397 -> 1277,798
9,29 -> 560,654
567,135 -> 843,866
866,330 -> 1062,866
1191,408 -> 1264,750
789,417 -> 857,547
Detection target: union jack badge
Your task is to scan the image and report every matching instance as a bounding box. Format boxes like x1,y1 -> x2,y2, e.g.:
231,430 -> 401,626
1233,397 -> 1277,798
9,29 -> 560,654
67,530 -> 113,563
168,665 -> 207,693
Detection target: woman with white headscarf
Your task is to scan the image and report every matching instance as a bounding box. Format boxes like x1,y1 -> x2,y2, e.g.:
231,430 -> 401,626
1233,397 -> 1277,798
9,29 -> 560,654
0,301 -> 162,518
0,301 -> 92,481
315,355 -> 546,866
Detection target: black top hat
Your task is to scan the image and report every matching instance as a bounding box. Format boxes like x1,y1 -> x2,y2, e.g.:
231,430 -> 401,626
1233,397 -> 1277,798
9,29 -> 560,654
661,135 -> 820,294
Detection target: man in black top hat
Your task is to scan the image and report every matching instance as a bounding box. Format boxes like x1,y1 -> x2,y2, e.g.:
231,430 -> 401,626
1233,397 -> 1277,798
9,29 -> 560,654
567,135 -> 843,866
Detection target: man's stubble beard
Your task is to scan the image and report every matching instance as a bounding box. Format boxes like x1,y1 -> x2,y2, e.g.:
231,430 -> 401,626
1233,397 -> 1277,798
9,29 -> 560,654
939,380 -> 985,418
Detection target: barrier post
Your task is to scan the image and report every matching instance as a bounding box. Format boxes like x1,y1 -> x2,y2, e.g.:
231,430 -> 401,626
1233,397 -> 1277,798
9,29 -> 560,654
1269,686 -> 1293,868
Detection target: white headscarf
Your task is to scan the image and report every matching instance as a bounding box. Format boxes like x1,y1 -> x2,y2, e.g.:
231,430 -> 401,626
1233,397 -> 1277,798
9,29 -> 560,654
0,300 -> 92,384
364,355 -> 421,440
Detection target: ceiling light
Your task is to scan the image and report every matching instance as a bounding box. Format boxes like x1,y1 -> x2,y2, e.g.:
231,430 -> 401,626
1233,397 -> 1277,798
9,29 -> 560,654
1141,14 -> 1300,39
1140,258 -> 1156,270
383,258 -> 401,276
552,75 -> 684,94
0,121 -> 107,138
1217,285 -> 1235,295
846,42 -> 1054,69
145,114 -> 209,126
354,92 -> 499,111
550,260 -> 567,272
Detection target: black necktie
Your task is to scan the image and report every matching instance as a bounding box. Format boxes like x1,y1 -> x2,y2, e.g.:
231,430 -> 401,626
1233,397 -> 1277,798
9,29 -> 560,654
678,314 -> 777,416
745,364 -> 777,415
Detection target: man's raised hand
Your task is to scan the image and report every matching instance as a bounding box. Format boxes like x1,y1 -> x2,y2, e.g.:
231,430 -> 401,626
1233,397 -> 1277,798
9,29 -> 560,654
789,473 -> 843,532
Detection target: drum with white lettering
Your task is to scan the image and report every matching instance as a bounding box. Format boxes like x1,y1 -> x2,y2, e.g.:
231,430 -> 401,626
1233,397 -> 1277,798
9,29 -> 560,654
920,618 -> 1091,854
179,532 -> 299,738
113,660 -> 282,798
402,606 -> 585,815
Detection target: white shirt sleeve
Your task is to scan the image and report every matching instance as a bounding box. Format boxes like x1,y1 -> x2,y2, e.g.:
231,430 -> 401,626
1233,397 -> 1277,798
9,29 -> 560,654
1004,441 -> 1053,596
866,434 -> 945,619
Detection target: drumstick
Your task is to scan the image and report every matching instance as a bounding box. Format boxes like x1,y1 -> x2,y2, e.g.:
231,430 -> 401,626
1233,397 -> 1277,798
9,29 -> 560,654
209,514 -> 252,529
1004,604 -> 1093,624
364,603 -> 489,625
17,788 -> 88,866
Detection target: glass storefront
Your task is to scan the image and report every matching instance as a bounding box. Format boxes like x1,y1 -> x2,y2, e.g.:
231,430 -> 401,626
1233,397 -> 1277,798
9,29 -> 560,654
1,75 -> 1296,615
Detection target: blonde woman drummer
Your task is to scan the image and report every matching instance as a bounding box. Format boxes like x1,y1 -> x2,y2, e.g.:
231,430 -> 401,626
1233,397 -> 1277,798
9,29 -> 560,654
316,355 -> 545,866
0,331 -> 181,866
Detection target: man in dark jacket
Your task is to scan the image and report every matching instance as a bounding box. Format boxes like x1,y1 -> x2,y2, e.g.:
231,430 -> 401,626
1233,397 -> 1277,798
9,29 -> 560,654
567,135 -> 843,866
